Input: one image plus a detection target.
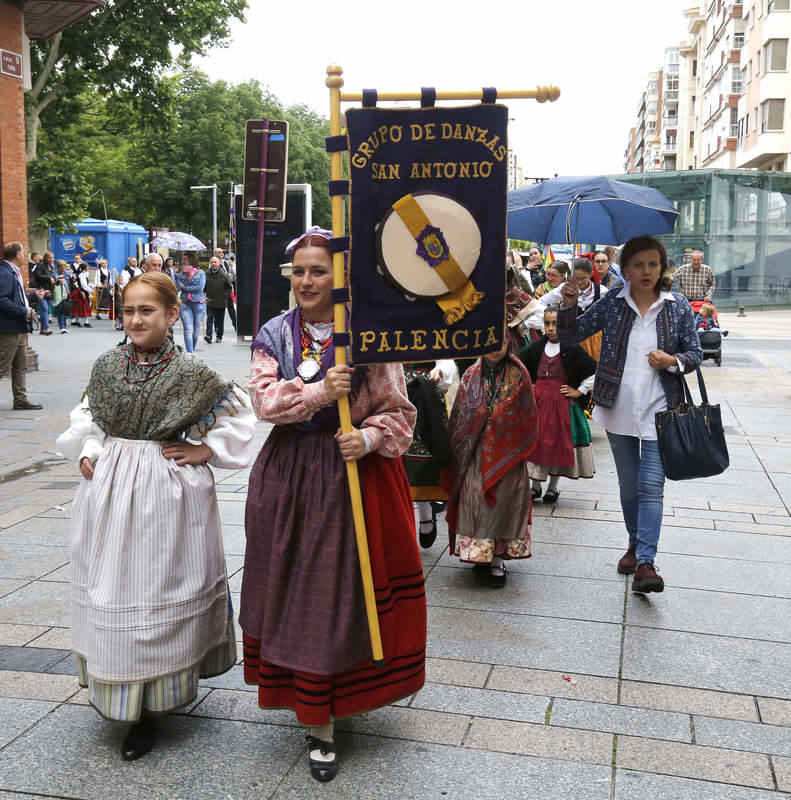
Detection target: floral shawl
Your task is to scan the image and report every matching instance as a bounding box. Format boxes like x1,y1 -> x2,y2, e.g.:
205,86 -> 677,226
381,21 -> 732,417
87,342 -> 235,441
441,354 -> 538,532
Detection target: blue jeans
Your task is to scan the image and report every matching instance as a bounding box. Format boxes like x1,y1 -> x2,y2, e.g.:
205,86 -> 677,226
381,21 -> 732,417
55,305 -> 68,330
179,301 -> 205,353
606,432 -> 665,565
38,297 -> 51,331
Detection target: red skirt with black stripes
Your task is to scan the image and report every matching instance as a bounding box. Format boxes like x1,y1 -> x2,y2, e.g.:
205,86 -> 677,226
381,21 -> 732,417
240,426 -> 426,725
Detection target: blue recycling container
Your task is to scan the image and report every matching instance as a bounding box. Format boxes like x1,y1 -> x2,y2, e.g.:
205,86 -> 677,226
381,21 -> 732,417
49,218 -> 148,271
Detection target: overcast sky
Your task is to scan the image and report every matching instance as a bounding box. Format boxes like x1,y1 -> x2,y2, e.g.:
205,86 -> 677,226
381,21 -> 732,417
195,0 -> 695,178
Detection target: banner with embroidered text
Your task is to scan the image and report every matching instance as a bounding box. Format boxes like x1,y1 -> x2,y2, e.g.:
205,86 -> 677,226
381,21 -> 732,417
346,103 -> 508,364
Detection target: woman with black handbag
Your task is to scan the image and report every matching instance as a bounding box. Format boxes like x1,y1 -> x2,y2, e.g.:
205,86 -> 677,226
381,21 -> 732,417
558,236 -> 702,594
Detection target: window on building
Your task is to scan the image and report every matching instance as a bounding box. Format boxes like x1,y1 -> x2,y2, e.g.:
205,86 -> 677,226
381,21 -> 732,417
768,0 -> 789,9
731,65 -> 743,93
761,98 -> 785,131
746,112 -> 750,133
764,39 -> 788,71
746,60 -> 752,82
754,106 -> 759,130
647,101 -> 658,114
734,32 -> 745,49
692,59 -> 698,77
730,107 -> 739,137
692,95 -> 697,112
689,131 -> 695,148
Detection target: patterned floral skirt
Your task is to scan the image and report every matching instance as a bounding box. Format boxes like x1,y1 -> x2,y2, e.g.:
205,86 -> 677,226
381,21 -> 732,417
450,447 -> 532,562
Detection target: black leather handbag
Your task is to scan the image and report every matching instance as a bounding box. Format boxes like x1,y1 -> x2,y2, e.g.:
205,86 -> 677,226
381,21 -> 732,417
655,367 -> 729,481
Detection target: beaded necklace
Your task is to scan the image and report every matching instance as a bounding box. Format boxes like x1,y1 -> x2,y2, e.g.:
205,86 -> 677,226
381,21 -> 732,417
299,315 -> 332,363
122,343 -> 175,385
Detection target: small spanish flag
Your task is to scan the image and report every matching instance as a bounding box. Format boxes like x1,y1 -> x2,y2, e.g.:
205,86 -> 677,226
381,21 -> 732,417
543,245 -> 555,269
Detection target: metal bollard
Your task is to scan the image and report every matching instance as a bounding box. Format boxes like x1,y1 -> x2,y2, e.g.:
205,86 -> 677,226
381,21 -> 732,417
737,306 -> 746,317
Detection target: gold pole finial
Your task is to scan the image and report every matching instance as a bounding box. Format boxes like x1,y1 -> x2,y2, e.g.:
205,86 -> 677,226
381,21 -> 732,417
325,64 -> 344,89
536,85 -> 561,103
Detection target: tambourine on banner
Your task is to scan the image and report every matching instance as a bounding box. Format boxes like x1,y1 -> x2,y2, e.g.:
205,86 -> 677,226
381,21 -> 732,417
346,102 -> 508,364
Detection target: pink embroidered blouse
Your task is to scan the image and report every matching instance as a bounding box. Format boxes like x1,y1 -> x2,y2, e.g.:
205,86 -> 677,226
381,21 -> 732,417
248,350 -> 416,458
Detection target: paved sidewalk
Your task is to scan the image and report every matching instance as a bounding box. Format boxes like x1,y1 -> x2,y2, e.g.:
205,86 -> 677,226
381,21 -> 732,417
0,312 -> 789,799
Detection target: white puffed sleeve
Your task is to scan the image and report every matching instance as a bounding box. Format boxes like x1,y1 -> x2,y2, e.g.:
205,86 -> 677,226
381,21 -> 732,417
55,397 -> 106,465
434,359 -> 458,392
185,386 -> 257,469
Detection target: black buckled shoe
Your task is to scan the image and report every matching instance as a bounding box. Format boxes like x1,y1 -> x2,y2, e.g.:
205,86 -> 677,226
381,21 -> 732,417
543,489 -> 560,504
306,736 -> 337,782
418,507 -> 437,549
121,719 -> 158,761
488,562 -> 507,588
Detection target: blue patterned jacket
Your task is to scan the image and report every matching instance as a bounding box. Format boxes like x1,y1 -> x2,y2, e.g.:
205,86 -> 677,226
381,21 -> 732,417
557,288 -> 702,410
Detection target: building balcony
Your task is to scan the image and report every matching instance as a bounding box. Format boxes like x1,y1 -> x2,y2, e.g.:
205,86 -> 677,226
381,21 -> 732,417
664,90 -> 679,101
663,142 -> 678,154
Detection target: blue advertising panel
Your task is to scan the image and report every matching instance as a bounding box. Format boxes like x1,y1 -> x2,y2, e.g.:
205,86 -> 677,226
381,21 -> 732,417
50,218 -> 147,269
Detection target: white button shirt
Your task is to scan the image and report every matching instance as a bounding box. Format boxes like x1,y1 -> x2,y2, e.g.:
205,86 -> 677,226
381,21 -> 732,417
592,286 -> 679,441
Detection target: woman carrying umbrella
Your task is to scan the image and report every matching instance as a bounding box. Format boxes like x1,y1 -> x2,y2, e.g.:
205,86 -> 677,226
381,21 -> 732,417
557,236 -> 701,593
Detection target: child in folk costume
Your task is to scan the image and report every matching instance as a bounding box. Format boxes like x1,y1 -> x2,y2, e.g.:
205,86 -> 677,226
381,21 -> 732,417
240,229 -> 425,782
56,272 -> 255,761
402,359 -> 456,548
441,331 -> 539,587
520,305 -> 597,505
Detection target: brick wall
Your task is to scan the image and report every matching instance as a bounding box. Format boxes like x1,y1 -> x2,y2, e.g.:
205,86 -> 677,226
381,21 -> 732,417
0,2 -> 29,279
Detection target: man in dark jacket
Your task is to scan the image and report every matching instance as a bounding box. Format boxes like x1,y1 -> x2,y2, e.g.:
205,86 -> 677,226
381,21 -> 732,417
0,242 -> 44,410
29,250 -> 56,335
204,255 -> 233,343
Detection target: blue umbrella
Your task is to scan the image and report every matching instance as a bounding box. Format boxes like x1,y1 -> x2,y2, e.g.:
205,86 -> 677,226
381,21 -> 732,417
507,176 -> 679,245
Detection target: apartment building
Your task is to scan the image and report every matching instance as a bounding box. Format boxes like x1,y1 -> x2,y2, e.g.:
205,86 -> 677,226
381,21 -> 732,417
625,0 -> 791,173
737,0 -> 791,170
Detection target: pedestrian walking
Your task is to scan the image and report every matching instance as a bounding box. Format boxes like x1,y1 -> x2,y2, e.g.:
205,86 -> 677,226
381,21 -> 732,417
204,255 -> 233,343
240,228 -> 425,783
55,272 -> 255,761
401,359 -> 455,548
29,250 -> 56,335
672,249 -> 714,303
441,333 -> 539,587
175,258 -> 206,353
52,260 -> 74,333
521,305 -> 597,505
0,242 -> 44,410
558,235 -> 702,593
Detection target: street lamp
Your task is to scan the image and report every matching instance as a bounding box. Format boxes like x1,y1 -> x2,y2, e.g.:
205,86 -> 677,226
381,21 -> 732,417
190,183 -> 217,254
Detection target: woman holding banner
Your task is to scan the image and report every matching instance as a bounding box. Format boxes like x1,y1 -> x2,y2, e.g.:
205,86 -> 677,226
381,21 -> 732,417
240,227 -> 425,782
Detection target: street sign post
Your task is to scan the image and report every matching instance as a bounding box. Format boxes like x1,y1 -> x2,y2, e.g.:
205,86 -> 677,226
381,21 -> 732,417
242,119 -> 289,334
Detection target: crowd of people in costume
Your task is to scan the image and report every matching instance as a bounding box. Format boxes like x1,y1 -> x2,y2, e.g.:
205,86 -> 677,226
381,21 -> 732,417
48,227 -> 703,783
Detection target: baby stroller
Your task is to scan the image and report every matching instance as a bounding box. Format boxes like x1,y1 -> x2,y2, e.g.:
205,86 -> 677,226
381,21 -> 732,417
699,328 -> 728,366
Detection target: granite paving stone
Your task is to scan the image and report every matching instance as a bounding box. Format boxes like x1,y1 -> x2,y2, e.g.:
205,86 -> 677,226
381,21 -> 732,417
276,733 -> 613,800
693,716 -> 791,757
25,627 -> 71,650
0,580 -> 70,627
216,499 -> 245,526
0,704 -> 300,800
424,656 -> 491,688
0,516 -> 71,546
0,623 -> 48,647
622,627 -> 791,697
551,698 -> 691,741
189,687 -> 313,727
715,519 -> 791,537
220,524 -> 246,556
620,681 -> 758,722
36,563 -> 70,582
464,716 -> 613,766
486,665 -> 619,704
0,579 -> 27,598
425,567 -> 625,624
774,755 -> 791,793
410,683 -> 549,724
0,669 -> 79,701
616,736 -> 774,789
652,552 -> 791,598
626,586 -> 791,642
336,706 -> 470,746
615,769 -> 785,800
0,644 -> 71,673
757,697 -> 791,726
0,697 -> 58,748
198,663 -> 255,692
428,606 -> 622,677
45,651 -> 77,675
0,543 -> 69,580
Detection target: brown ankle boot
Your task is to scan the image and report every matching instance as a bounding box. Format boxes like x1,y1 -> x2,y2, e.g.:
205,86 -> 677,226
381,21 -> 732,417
617,545 -> 637,575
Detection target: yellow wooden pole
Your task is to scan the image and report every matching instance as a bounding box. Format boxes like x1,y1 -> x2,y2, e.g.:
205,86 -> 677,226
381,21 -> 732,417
339,86 -> 561,103
326,64 -> 385,668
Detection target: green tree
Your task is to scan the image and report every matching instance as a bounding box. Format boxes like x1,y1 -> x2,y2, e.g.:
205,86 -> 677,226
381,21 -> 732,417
25,0 -> 247,163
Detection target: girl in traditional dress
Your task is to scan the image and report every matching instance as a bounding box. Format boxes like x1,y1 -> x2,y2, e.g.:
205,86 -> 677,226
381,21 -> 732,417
56,272 -> 255,761
69,261 -> 93,327
520,305 -> 597,505
441,333 -> 539,587
240,228 -> 425,782
402,359 -> 456,547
